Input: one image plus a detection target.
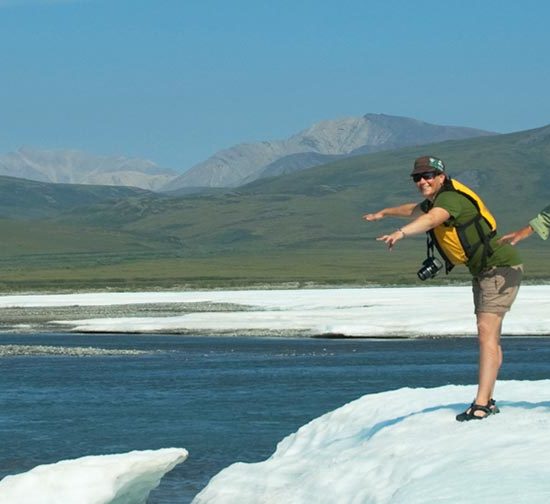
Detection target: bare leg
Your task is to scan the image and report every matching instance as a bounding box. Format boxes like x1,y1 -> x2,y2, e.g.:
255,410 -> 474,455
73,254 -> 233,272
474,311 -> 504,413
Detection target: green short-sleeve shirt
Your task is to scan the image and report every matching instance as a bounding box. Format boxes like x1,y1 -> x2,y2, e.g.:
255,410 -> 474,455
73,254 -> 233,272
529,204 -> 550,240
428,190 -> 522,276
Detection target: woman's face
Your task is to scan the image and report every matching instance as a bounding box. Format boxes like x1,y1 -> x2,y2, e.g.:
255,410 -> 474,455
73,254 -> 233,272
412,172 -> 446,200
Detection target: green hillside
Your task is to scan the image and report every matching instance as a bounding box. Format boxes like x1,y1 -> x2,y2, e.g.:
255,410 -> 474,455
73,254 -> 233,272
1,125 -> 549,291
0,175 -> 154,218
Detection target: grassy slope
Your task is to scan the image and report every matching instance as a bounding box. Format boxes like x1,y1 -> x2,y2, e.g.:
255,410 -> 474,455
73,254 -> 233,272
0,175 -> 154,218
1,126 -> 549,291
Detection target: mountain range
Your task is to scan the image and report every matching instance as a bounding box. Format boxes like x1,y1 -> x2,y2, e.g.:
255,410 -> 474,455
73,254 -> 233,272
165,113 -> 495,190
0,147 -> 177,191
0,114 -> 494,192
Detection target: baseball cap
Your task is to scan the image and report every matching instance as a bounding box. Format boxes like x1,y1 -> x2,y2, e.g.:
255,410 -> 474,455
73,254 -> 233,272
411,156 -> 446,175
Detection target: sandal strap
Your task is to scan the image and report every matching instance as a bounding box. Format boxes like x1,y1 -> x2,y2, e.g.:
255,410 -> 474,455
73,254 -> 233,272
470,403 -> 491,414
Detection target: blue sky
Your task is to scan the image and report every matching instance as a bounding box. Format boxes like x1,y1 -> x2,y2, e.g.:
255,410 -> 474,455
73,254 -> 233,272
1,0 -> 549,171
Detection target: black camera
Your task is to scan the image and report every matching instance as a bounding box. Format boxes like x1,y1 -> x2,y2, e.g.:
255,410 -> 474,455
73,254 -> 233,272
417,257 -> 443,281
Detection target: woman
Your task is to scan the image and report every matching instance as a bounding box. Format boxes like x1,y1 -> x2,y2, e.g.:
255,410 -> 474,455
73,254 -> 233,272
364,156 -> 523,422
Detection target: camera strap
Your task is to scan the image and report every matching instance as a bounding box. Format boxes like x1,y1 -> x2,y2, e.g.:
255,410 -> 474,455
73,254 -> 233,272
426,234 -> 436,259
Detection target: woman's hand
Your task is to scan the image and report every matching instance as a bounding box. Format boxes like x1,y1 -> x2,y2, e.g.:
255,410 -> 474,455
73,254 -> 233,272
377,229 -> 405,251
363,211 -> 384,221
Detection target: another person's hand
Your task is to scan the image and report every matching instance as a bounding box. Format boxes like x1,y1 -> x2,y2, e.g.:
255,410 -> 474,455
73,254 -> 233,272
498,225 -> 534,246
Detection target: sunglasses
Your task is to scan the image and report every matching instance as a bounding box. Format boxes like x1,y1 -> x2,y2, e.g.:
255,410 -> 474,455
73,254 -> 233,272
411,172 -> 438,182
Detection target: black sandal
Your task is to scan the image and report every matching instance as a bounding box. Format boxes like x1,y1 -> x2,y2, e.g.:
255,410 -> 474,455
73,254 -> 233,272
455,402 -> 493,422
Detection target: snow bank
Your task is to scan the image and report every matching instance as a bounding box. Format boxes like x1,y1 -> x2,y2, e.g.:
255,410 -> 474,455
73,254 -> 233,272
31,285 -> 550,337
0,448 -> 188,504
193,381 -> 550,503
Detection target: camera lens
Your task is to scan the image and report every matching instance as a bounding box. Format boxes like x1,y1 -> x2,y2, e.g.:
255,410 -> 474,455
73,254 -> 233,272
417,257 -> 443,281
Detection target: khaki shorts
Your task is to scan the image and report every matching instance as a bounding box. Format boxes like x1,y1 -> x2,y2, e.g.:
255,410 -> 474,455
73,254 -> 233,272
472,264 -> 523,314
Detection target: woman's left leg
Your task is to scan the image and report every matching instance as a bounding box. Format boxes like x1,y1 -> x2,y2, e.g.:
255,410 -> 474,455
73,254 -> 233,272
475,311 -> 505,409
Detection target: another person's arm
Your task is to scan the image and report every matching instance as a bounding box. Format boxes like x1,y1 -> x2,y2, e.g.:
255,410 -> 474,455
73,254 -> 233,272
498,225 -> 535,245
499,204 -> 550,245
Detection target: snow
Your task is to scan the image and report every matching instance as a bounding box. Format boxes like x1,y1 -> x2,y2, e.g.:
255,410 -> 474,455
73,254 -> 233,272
0,285 -> 547,336
0,448 -> 188,504
193,381 -> 550,503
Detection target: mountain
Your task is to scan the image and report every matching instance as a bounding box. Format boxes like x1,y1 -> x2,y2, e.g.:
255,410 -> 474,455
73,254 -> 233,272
0,147 -> 178,191
164,113 -> 496,191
